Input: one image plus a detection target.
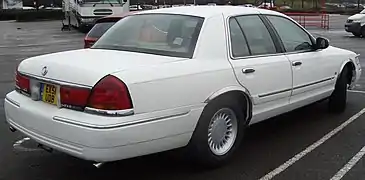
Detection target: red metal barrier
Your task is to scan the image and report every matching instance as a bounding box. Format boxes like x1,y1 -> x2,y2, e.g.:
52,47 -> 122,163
283,12 -> 329,30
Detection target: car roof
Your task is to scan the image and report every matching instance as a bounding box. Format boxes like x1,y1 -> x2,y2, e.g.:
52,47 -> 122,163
136,5 -> 283,18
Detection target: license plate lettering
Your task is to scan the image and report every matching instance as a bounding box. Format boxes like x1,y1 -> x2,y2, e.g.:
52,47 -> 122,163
41,84 -> 58,105
44,93 -> 55,103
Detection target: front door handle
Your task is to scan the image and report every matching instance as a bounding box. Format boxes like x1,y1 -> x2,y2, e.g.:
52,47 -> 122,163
292,61 -> 302,66
242,68 -> 255,74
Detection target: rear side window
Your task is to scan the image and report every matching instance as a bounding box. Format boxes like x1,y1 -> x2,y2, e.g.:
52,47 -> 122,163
92,14 -> 204,58
87,22 -> 116,39
234,15 -> 277,56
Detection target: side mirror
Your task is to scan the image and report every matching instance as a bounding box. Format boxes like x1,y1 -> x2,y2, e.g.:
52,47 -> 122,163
315,37 -> 329,49
123,0 -> 127,2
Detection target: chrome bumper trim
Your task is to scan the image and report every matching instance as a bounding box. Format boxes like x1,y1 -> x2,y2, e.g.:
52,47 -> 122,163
52,110 -> 190,129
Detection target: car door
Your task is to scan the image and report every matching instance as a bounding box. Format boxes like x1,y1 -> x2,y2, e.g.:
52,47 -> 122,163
227,15 -> 293,123
263,15 -> 338,102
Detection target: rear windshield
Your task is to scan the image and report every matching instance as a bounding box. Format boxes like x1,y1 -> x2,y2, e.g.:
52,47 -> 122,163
91,14 -> 204,58
87,22 -> 116,39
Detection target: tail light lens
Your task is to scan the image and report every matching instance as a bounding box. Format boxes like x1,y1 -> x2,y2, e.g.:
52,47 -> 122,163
14,70 -> 133,115
84,37 -> 97,48
15,69 -> 30,96
87,75 -> 133,111
60,86 -> 91,111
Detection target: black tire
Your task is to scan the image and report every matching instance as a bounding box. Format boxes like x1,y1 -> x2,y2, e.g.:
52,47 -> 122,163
352,32 -> 361,37
361,26 -> 365,38
329,67 -> 349,113
186,95 -> 247,168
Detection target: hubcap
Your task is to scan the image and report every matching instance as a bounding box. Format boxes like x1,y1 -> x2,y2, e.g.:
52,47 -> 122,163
208,108 -> 238,156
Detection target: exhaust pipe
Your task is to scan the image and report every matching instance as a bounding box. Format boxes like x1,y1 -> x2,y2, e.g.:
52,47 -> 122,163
93,162 -> 105,168
37,144 -> 53,153
9,126 -> 16,132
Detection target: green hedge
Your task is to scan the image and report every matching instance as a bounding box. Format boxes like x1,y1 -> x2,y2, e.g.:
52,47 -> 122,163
0,9 -> 65,21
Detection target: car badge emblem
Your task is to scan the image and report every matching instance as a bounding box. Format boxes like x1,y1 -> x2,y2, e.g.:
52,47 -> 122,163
41,66 -> 48,76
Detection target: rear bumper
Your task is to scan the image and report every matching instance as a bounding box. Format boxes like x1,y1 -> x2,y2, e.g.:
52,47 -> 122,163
4,91 -> 204,162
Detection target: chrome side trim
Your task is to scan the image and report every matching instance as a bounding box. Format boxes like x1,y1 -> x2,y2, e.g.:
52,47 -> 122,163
235,77 -> 334,99
293,77 -> 335,90
5,96 -> 20,108
52,111 -> 190,129
84,107 -> 134,117
258,88 -> 292,98
20,72 -> 92,89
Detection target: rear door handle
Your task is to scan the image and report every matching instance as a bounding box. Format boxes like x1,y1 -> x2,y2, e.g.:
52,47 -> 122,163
292,61 -> 302,66
242,68 -> 255,74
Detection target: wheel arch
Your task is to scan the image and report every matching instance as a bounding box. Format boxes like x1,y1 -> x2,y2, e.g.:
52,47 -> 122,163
339,60 -> 356,85
204,86 -> 253,123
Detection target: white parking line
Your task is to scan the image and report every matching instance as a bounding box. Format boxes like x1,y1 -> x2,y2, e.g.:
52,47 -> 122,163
330,145 -> 365,180
258,107 -> 365,180
349,90 -> 365,94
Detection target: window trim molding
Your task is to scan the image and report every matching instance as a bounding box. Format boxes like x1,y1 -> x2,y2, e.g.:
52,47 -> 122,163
226,14 -> 285,60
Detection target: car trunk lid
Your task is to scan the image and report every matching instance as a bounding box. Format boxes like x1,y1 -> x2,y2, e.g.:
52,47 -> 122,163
18,48 -> 186,87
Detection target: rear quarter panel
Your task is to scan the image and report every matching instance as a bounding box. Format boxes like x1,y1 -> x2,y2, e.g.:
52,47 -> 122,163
112,59 -> 240,114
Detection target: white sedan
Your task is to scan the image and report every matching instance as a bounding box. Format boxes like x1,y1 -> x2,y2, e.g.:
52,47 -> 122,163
4,6 -> 362,168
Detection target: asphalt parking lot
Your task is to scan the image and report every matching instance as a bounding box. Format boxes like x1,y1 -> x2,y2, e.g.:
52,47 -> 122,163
1,14 -> 365,180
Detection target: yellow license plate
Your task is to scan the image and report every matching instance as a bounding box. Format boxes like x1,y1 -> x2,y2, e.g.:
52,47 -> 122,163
42,84 -> 58,105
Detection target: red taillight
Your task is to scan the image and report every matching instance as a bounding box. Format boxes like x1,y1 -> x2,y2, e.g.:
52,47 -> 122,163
87,75 -> 133,110
60,86 -> 91,110
15,69 -> 30,95
84,37 -> 97,48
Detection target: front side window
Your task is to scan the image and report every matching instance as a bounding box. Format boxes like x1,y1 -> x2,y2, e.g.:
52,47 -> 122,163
92,14 -> 204,58
266,15 -> 314,52
234,15 -> 277,56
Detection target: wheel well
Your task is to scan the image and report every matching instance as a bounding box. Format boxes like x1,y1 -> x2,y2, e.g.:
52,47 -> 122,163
344,62 -> 355,85
209,90 -> 252,123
